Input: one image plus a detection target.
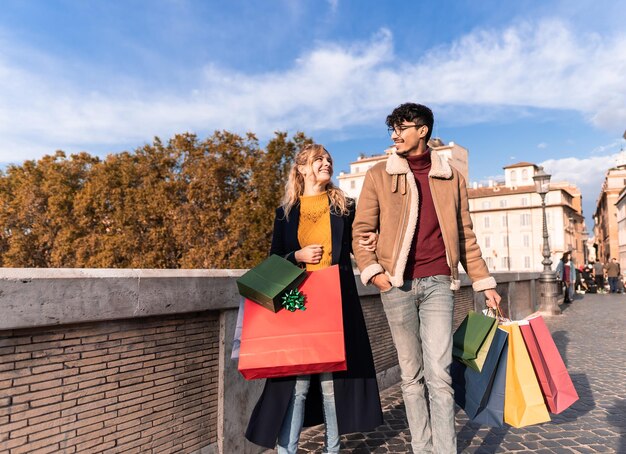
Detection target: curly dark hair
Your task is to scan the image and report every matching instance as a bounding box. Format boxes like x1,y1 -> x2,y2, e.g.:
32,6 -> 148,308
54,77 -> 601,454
386,103 -> 434,142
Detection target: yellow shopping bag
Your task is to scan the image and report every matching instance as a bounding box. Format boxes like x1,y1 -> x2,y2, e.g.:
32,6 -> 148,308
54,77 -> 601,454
501,323 -> 551,428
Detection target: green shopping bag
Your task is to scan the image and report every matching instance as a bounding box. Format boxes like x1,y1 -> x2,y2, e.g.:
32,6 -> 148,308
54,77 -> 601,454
236,254 -> 307,312
453,311 -> 497,372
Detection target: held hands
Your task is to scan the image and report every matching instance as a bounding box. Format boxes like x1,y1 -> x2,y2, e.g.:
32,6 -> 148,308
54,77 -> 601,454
295,244 -> 323,264
483,288 -> 501,309
358,232 -> 378,252
371,273 -> 392,292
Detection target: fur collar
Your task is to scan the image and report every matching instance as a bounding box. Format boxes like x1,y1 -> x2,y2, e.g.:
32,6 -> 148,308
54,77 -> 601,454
385,148 -> 453,179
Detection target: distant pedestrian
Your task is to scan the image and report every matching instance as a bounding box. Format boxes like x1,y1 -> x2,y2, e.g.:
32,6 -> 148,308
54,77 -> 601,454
556,252 -> 576,303
604,258 -> 620,293
593,260 -> 606,294
582,265 -> 596,293
575,265 -> 585,294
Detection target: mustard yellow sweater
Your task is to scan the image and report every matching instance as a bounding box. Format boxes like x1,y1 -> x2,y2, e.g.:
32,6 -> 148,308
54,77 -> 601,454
298,192 -> 332,271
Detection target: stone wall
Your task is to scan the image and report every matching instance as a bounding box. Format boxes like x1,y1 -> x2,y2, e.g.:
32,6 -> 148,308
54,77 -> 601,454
0,269 -> 540,454
1,313 -> 218,454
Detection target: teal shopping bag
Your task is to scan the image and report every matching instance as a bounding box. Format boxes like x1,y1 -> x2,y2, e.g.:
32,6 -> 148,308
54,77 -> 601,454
452,326 -> 508,425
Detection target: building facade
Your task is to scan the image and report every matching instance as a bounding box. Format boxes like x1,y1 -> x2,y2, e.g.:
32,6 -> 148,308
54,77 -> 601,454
337,139 -> 469,200
338,149 -> 586,273
614,186 -> 626,271
468,162 -> 585,272
593,159 -> 626,266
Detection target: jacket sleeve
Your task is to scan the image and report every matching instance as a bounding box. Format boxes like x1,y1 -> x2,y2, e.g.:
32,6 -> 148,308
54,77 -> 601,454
555,261 -> 563,280
352,171 -> 384,285
457,174 -> 497,292
270,208 -> 299,265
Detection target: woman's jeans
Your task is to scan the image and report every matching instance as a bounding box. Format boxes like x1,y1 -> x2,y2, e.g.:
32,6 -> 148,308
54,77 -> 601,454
276,373 -> 339,454
380,276 -> 456,454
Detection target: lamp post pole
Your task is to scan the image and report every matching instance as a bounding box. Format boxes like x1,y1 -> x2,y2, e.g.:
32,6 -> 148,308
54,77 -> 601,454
534,167 -> 561,315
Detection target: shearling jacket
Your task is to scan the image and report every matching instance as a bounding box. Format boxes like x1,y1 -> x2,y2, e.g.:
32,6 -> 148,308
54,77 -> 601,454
352,150 -> 496,292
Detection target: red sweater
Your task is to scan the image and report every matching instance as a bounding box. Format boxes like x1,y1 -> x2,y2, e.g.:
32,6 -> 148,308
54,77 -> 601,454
404,151 -> 451,280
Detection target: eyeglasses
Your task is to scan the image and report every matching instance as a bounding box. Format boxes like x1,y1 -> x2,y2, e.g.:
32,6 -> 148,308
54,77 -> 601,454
387,124 -> 424,136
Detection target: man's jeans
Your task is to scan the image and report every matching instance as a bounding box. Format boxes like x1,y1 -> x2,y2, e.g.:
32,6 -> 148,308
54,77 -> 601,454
608,276 -> 618,293
380,276 -> 456,454
277,373 -> 339,454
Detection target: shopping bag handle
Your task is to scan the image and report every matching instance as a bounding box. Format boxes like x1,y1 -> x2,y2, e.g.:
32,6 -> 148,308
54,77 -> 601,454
483,303 -> 510,323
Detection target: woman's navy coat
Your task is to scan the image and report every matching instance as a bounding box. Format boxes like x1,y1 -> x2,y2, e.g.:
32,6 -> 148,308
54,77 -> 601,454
245,202 -> 383,448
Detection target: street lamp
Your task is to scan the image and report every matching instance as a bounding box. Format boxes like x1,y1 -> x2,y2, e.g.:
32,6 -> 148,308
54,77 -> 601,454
533,167 -> 561,315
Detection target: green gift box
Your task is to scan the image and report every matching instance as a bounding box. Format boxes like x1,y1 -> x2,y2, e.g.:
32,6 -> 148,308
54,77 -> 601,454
236,255 -> 307,312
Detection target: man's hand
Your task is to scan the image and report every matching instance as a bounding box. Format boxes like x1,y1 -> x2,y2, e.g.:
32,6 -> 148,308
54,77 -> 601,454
483,288 -> 501,309
358,232 -> 378,252
371,273 -> 392,292
295,245 -> 323,264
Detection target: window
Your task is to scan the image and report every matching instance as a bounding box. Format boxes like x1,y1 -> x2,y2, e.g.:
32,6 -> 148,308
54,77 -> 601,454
524,256 -> 531,268
502,215 -> 508,227
485,257 -> 493,268
482,201 -> 491,209
521,214 -> 531,226
499,199 -> 507,208
521,197 -> 529,206
485,236 -> 491,248
502,236 -> 508,247
522,169 -> 529,180
354,166 -> 359,174
523,235 -> 530,247
501,257 -> 509,269
350,180 -> 356,189
511,170 -> 517,182
484,216 -> 490,228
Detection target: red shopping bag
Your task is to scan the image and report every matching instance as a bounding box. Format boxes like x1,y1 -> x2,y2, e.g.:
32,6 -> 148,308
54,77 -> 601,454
519,316 -> 579,414
238,265 -> 346,379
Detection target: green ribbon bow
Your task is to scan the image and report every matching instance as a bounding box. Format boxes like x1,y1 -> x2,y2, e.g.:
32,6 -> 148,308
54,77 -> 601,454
281,288 -> 306,312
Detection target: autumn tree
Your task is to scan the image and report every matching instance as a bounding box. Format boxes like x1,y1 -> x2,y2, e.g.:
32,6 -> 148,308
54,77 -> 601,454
0,151 -> 98,267
0,130 -> 311,269
219,131 -> 312,267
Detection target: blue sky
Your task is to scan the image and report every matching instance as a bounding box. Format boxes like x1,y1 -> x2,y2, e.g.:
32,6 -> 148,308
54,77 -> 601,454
1,0 -> 625,231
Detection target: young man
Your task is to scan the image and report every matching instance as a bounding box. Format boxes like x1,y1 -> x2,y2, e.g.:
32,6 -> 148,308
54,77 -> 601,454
593,260 -> 605,294
352,103 -> 500,453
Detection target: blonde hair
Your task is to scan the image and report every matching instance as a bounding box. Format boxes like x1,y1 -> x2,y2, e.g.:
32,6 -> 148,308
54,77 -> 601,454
282,144 -> 352,219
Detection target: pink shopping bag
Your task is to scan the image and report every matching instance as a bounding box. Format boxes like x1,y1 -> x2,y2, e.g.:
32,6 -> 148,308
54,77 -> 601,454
519,316 -> 579,414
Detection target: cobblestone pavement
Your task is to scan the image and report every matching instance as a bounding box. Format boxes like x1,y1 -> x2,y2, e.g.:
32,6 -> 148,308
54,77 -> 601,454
263,292 -> 625,453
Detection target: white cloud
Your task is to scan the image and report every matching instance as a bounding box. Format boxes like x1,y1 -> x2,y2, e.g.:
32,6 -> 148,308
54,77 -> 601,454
538,142 -> 548,149
540,151 -> 625,219
0,19 -> 625,162
327,0 -> 339,13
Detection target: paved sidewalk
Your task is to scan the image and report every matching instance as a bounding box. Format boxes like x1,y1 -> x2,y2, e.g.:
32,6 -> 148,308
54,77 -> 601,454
263,293 -> 625,453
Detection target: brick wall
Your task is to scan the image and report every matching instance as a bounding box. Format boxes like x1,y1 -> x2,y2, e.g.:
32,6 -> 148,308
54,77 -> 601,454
361,295 -> 396,373
453,286 -> 475,330
0,312 -> 219,454
362,286 -> 477,373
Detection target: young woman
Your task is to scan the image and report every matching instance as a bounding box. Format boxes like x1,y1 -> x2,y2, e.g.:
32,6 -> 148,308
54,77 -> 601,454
245,144 -> 383,453
556,252 -> 576,303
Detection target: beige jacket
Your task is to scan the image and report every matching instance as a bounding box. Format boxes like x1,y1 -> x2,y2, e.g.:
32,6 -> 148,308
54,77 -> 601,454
352,150 -> 496,292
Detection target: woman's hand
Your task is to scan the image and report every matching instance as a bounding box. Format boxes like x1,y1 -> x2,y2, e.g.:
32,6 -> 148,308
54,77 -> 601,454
358,232 -> 378,252
295,244 -> 323,264
483,288 -> 501,309
371,273 -> 392,292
